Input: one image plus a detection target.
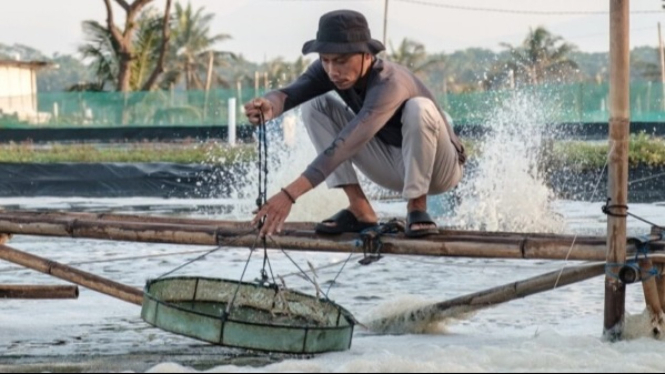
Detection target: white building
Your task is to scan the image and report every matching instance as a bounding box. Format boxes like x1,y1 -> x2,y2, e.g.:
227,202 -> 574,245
0,60 -> 51,122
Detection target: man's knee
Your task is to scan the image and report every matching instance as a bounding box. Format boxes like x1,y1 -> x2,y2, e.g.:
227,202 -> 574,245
401,97 -> 441,133
301,95 -> 328,123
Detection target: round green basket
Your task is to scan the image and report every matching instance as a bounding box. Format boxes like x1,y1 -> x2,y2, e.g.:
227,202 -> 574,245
141,276 -> 356,354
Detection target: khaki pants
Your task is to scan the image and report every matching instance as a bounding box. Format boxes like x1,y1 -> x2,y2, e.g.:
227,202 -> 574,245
302,93 -> 463,199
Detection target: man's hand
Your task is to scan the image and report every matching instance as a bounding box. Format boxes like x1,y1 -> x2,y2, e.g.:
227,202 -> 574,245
252,190 -> 294,237
244,97 -> 275,126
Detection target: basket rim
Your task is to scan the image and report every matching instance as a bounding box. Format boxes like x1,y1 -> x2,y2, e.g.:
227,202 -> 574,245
143,276 -> 357,330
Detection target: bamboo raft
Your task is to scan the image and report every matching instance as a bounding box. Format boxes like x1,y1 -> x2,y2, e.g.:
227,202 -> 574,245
0,209 -> 664,337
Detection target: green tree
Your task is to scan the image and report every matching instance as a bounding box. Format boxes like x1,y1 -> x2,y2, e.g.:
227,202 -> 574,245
388,38 -> 444,76
98,0 -> 172,92
78,1 -> 172,91
160,1 -> 234,90
260,56 -> 310,89
78,20 -> 119,90
500,27 -> 579,86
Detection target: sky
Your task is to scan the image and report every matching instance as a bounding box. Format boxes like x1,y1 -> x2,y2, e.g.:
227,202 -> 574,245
0,0 -> 664,63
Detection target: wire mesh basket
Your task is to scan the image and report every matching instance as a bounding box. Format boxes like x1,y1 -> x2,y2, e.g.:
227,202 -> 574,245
141,276 -> 356,354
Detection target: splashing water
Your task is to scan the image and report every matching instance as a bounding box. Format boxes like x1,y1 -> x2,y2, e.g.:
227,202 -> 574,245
203,111 -> 349,222
452,91 -> 565,233
362,296 -> 477,335
200,91 -> 566,233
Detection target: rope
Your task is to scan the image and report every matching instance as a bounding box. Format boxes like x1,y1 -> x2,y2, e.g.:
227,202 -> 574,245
0,248 -> 224,274
151,226 -> 257,280
226,237 -> 260,316
265,236 -> 328,298
602,198 -> 665,231
628,171 -> 665,187
325,253 -> 356,298
553,140 -> 616,289
155,246 -> 225,280
225,110 -> 276,315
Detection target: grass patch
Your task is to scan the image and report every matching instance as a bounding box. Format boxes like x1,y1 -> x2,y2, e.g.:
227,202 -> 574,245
1,134 -> 664,169
0,141 -> 256,164
551,133 -> 665,170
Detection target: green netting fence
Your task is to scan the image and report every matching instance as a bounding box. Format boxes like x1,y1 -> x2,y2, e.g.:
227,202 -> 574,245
1,82 -> 664,129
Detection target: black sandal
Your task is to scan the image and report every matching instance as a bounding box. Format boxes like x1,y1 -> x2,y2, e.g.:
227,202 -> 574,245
405,210 -> 439,238
315,209 -> 378,235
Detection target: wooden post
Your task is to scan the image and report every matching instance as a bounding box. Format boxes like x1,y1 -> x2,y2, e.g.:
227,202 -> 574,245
604,0 -> 630,341
236,79 -> 243,112
658,22 -> 665,110
0,285 -> 79,299
0,244 -> 143,306
254,71 -> 260,97
170,82 -> 175,107
656,264 -> 665,310
203,50 -> 214,121
638,259 -> 665,336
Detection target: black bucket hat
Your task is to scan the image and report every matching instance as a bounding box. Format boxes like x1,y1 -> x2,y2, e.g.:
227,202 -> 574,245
302,10 -> 385,55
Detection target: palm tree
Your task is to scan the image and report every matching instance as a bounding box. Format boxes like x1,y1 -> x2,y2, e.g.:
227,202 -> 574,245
260,57 -> 311,89
78,20 -> 119,91
78,5 -> 169,91
161,1 -> 235,90
500,27 -> 579,86
131,8 -> 170,90
388,38 -> 444,76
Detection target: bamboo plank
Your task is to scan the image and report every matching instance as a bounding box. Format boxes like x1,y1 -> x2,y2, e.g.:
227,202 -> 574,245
0,244 -> 143,306
0,213 -> 616,261
0,285 -> 79,299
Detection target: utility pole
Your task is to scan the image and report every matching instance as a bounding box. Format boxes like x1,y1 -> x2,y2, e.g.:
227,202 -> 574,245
658,22 -> 665,110
383,0 -> 389,48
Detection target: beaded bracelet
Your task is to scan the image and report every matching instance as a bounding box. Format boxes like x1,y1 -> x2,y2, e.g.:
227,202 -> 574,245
281,188 -> 296,204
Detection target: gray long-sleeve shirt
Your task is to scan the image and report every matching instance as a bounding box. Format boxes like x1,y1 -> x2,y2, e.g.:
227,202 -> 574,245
279,58 -> 466,188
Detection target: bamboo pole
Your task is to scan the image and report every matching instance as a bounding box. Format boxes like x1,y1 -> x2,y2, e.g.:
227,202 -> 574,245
638,258 -> 665,336
0,285 -> 79,299
0,213 -> 632,261
604,0 -> 630,340
0,244 -> 143,306
368,262 -> 606,334
0,211 -> 665,259
1,210 -> 616,242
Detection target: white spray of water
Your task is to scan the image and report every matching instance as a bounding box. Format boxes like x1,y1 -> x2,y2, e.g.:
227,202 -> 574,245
362,295 -> 477,335
452,91 -> 565,233
212,112 -> 348,222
